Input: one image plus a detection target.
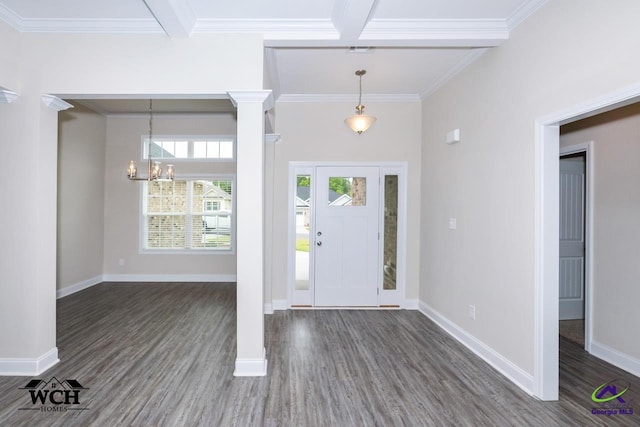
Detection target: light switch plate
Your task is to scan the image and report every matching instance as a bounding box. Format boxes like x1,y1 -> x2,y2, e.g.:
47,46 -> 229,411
448,218 -> 457,229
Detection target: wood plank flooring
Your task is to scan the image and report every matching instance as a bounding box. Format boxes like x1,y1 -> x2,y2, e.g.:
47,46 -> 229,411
0,282 -> 638,426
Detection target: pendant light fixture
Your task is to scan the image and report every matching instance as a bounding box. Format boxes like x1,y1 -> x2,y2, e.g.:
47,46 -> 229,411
127,99 -> 174,182
344,69 -> 376,134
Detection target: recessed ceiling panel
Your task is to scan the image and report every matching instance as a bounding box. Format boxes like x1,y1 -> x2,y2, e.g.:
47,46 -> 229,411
187,0 -> 334,19
371,0 -> 528,20
276,47 -> 474,95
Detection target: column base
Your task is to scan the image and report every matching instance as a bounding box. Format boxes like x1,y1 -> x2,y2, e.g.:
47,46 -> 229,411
0,347 -> 59,376
233,347 -> 267,377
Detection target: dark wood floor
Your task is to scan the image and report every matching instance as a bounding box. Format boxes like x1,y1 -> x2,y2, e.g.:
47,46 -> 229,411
0,282 -> 638,426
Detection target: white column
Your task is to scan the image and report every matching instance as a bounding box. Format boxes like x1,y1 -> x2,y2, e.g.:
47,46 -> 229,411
228,91 -> 273,376
0,93 -> 70,375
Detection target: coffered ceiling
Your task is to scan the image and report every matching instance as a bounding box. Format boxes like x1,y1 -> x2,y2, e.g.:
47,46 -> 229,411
0,0 -> 547,111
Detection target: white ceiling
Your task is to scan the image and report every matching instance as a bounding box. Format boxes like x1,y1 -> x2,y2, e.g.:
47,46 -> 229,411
0,0 -> 547,113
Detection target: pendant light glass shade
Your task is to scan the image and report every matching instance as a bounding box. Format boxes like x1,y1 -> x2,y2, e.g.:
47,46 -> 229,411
344,106 -> 377,134
345,70 -> 376,134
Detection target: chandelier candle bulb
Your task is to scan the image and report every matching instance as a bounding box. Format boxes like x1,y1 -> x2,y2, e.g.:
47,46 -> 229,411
127,160 -> 137,178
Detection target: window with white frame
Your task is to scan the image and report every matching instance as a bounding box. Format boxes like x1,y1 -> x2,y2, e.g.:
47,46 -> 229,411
142,178 -> 234,251
143,136 -> 235,160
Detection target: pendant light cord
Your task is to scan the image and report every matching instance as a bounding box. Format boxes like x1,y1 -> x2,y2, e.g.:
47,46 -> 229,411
149,99 -> 153,142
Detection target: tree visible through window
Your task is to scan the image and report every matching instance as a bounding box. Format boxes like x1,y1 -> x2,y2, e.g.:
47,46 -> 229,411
143,178 -> 233,251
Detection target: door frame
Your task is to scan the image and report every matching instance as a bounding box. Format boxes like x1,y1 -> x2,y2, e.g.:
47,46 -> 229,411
287,161 -> 408,308
535,83 -> 640,400
559,142 -> 593,353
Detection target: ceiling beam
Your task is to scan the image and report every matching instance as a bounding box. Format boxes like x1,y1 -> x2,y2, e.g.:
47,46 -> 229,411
143,0 -> 196,37
332,0 -> 377,42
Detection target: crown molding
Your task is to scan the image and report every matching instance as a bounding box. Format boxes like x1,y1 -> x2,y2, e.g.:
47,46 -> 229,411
0,89 -> 19,103
0,6 -> 163,34
277,93 -> 421,103
420,48 -> 488,100
0,2 -> 21,30
506,0 -> 548,31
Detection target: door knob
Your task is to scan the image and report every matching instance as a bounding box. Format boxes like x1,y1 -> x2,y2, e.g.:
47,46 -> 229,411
317,231 -> 322,236
317,241 -> 322,246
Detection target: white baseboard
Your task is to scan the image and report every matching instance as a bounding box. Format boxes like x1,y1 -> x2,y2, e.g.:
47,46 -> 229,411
102,274 -> 237,282
57,275 -> 103,299
418,301 -> 535,396
403,299 -> 419,309
233,348 -> 267,377
264,299 -> 288,314
591,340 -> 640,378
559,299 -> 584,320
272,300 -> 288,310
0,347 -> 59,376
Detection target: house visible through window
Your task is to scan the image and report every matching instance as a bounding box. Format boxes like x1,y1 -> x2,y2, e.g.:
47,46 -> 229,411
143,178 -> 234,251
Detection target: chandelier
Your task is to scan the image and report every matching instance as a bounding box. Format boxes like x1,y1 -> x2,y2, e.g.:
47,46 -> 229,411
344,69 -> 376,134
127,99 -> 175,181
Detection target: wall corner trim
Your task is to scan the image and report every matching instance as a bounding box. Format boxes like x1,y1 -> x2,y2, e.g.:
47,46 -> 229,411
418,300 -> 535,396
233,348 -> 268,377
0,347 -> 59,376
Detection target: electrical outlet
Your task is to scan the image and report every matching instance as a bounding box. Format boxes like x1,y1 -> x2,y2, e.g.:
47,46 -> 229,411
468,305 -> 476,320
118,258 -> 125,267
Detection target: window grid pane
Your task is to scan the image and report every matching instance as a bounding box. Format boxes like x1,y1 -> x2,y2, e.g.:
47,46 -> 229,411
143,178 -> 233,251
144,137 -> 235,160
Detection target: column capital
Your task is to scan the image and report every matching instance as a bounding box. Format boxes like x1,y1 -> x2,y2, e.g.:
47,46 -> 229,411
41,95 -> 73,112
227,90 -> 274,111
265,133 -> 281,144
0,89 -> 19,104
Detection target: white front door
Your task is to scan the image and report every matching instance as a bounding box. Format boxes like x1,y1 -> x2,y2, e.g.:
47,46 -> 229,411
314,166 -> 380,306
559,155 -> 585,320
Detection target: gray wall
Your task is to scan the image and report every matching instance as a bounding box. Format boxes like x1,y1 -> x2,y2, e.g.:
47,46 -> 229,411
57,103 -> 107,291
420,0 -> 640,376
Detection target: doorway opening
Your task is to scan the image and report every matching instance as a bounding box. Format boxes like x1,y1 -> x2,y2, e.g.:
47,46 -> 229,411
535,85 -> 640,401
558,148 -> 590,351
